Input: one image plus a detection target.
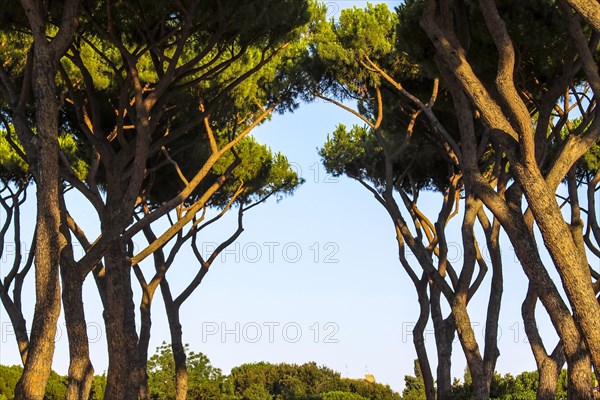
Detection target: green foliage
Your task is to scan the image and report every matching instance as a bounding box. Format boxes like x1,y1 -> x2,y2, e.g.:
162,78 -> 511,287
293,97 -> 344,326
0,365 -> 67,400
147,342 -> 224,400
312,3 -> 400,92
444,368 -> 569,400
336,378 -> 401,400
148,135 -> 302,208
0,133 -> 28,182
321,391 -> 367,400
43,371 -> 67,400
402,360 -> 426,400
319,123 -> 451,193
226,361 -> 400,400
227,361 -> 341,399
88,374 -> 107,400
0,365 -> 21,400
0,130 -> 88,183
313,3 -> 459,195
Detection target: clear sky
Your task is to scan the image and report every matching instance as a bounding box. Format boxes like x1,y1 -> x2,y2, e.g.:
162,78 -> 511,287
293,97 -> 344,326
0,0 -> 580,394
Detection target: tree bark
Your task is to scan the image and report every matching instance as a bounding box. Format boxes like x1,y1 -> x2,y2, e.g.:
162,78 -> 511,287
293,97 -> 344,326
522,285 -> 565,400
61,268 -> 95,400
161,277 -> 189,400
513,165 -> 600,377
103,242 -> 140,400
562,0 -> 600,32
59,188 -> 96,400
413,277 -> 436,400
136,268 -> 153,400
566,341 -> 592,400
431,287 -> 454,400
14,48 -> 64,400
537,358 -> 561,400
452,295 -> 490,400
421,0 -> 600,375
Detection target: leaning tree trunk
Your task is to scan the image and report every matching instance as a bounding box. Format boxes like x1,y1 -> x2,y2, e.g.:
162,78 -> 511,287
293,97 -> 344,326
103,242 -> 140,400
14,49 -> 64,400
514,165 -> 600,376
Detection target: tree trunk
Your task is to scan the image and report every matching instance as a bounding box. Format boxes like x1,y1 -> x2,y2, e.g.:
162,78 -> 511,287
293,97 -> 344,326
103,243 -> 140,400
161,278 -> 188,400
0,293 -> 30,365
481,213 -> 503,387
522,285 -> 565,400
431,287 -> 454,400
514,165 -> 600,376
61,263 -> 95,400
452,295 -> 490,400
537,357 -> 560,400
59,193 -> 96,400
413,278 -> 435,400
14,48 -> 64,400
566,341 -> 592,400
137,282 -> 152,400
420,1 -> 600,380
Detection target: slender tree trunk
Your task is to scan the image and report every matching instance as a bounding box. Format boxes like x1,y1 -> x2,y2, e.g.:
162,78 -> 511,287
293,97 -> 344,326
413,277 -> 435,400
14,49 -> 64,400
61,269 -> 95,400
137,283 -> 152,400
452,295 -> 490,400
161,277 -> 188,400
482,216 -> 502,390
0,185 -> 34,366
0,296 -> 29,365
103,242 -> 140,400
522,285 -> 565,400
60,191 -> 95,400
431,287 -> 454,400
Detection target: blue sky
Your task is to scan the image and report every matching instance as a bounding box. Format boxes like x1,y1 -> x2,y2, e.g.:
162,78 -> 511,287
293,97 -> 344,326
0,0 -> 579,394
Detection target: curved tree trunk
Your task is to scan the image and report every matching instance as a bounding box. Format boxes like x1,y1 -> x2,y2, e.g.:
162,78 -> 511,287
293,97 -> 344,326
421,0 -> 600,376
513,166 -> 600,377
413,277 -> 436,400
0,194 -> 34,367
